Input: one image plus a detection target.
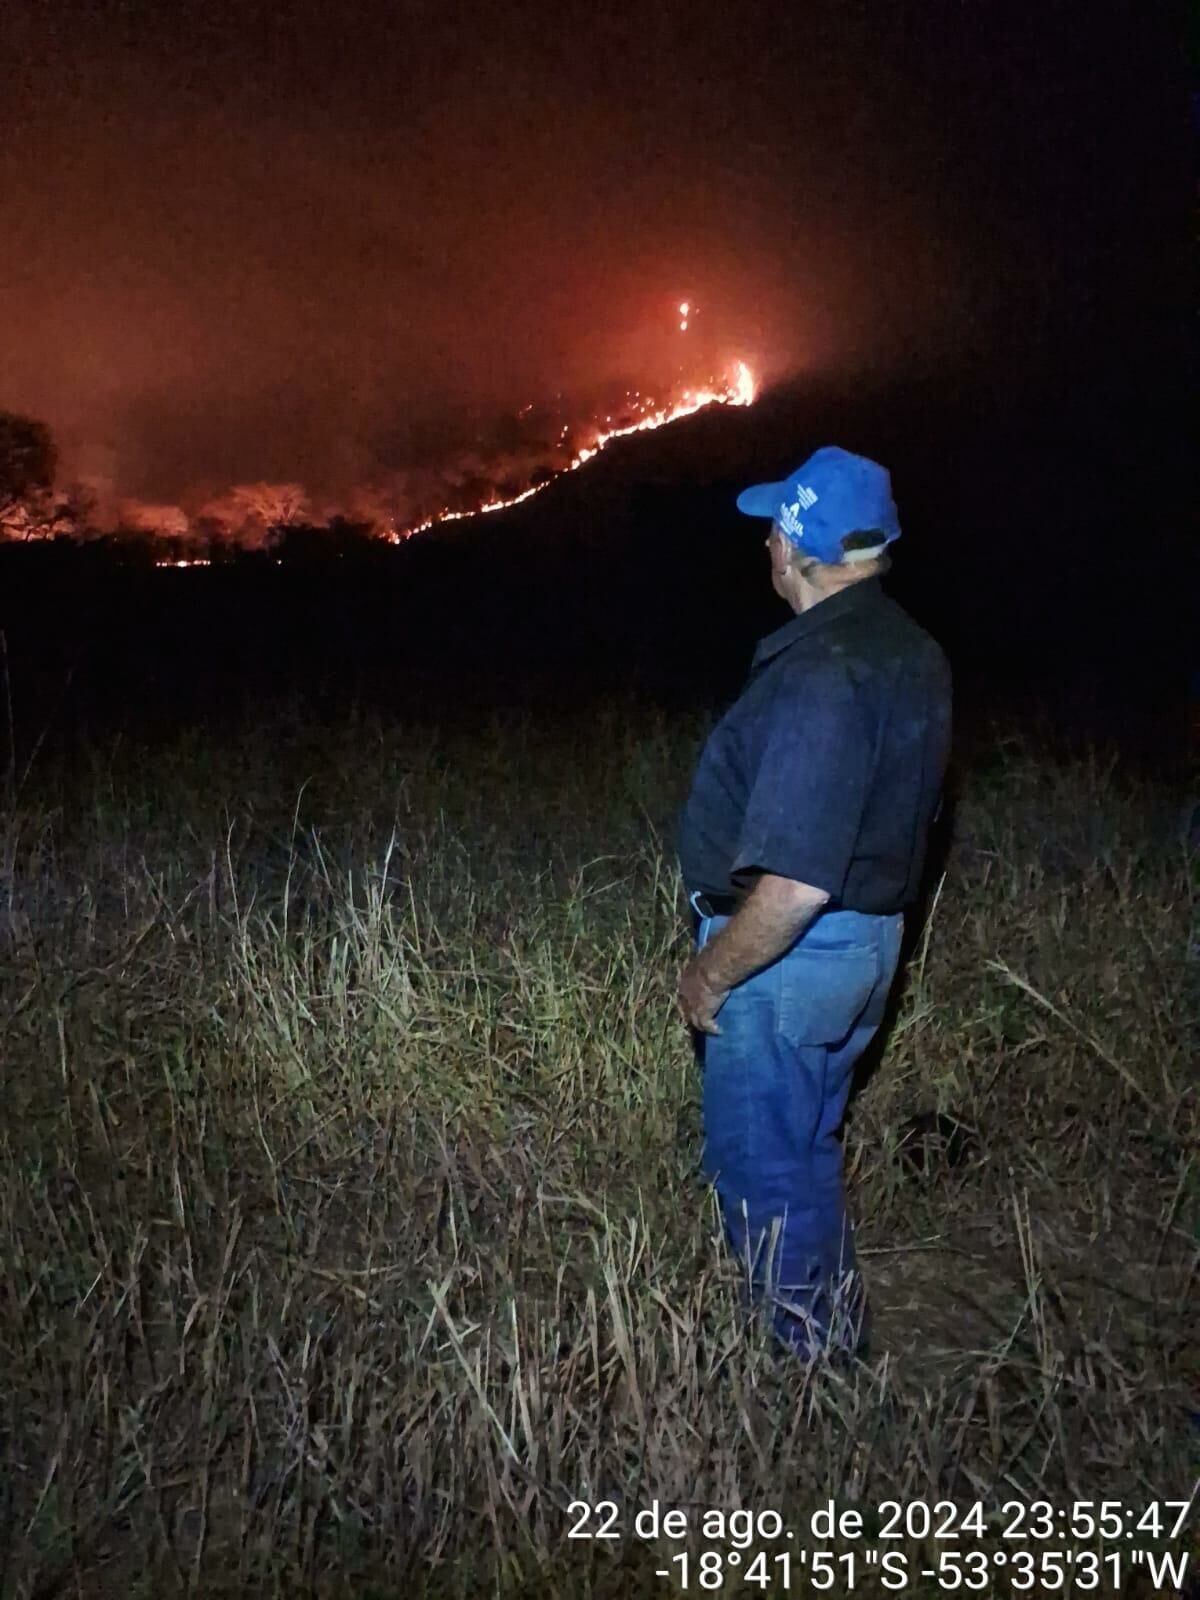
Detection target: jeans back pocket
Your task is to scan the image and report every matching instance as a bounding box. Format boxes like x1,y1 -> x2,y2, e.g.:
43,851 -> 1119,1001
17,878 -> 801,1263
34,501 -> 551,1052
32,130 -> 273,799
778,945 -> 879,1046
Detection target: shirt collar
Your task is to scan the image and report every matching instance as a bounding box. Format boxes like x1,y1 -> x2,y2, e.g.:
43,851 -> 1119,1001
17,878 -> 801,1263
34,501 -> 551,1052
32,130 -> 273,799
750,576 -> 886,672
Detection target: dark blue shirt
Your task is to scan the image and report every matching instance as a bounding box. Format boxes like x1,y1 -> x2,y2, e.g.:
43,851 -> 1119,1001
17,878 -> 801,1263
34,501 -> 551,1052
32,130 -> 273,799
678,577 -> 952,914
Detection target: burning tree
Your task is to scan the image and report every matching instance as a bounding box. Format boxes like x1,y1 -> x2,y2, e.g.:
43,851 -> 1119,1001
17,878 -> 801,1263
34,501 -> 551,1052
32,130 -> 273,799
228,482 -> 309,533
195,482 -> 311,549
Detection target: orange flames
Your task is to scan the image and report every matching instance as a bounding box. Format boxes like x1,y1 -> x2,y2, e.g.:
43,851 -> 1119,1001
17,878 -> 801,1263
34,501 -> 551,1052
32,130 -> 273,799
153,357 -> 757,565
400,359 -> 755,541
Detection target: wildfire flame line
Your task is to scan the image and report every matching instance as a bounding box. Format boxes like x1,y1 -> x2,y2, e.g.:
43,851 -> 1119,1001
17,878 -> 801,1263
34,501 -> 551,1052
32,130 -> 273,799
400,359 -> 755,541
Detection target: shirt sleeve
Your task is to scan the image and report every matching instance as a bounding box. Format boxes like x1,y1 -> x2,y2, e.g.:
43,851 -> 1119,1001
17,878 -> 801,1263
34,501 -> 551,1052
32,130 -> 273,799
729,662 -> 874,899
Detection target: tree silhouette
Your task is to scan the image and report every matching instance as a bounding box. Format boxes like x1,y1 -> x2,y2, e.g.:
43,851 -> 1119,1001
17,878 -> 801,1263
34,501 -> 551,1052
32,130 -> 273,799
0,411 -> 56,515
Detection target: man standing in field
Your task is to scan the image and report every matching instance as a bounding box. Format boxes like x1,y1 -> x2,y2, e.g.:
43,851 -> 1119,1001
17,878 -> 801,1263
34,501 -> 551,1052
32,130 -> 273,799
677,446 -> 951,1358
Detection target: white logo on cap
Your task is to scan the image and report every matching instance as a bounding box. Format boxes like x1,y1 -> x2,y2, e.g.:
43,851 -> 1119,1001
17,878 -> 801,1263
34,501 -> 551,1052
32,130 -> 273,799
778,484 -> 817,539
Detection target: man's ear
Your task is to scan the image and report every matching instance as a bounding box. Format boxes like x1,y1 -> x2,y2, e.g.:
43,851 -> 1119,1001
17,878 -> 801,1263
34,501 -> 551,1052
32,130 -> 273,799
767,529 -> 792,575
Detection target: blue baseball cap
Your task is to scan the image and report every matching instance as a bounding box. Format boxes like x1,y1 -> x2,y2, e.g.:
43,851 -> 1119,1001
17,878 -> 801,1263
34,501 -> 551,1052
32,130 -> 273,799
735,445 -> 901,565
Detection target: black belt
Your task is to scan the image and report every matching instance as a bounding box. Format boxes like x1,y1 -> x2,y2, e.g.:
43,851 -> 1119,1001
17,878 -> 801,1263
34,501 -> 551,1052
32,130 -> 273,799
693,889 -> 900,920
692,891 -> 743,918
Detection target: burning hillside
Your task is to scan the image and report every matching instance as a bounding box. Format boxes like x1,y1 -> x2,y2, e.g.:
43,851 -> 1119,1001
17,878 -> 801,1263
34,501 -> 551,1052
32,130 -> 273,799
401,360 -> 755,541
1,358 -> 756,559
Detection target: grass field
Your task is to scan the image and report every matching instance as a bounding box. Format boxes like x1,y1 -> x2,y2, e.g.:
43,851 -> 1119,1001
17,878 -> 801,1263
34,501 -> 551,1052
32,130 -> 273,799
1,696 -> 1196,1596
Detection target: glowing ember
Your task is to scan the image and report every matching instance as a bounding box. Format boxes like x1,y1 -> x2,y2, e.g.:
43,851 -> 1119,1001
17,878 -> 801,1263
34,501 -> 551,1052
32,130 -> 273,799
156,556 -> 291,569
731,359 -> 755,406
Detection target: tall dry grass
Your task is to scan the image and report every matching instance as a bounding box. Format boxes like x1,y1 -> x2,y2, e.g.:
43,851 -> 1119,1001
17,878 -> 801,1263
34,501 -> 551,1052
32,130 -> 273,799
1,699 -> 1195,1597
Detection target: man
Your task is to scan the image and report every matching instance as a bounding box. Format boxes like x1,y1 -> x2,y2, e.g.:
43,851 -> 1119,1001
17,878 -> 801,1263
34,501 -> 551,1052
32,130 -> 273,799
676,445 -> 951,1359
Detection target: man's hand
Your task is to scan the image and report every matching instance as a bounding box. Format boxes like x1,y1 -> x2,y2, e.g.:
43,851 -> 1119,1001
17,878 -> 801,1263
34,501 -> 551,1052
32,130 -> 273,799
678,953 -> 728,1035
680,873 -> 831,1037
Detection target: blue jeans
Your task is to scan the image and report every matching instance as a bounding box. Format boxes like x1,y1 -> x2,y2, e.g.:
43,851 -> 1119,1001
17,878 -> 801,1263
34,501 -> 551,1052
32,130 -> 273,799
691,894 -> 904,1356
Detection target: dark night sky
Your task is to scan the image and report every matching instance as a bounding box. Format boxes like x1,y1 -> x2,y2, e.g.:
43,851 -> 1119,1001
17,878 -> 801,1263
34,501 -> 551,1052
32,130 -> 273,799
1,0 -> 1185,504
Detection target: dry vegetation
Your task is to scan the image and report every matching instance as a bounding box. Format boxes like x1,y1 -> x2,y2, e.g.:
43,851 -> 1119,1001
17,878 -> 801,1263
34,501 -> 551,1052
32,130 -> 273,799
1,699 -> 1196,1597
